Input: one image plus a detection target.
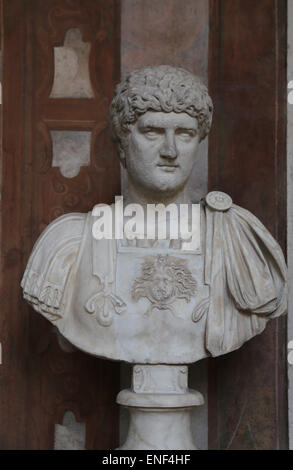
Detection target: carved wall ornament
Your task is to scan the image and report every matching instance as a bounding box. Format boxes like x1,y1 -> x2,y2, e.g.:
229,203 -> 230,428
33,0 -> 120,237
50,28 -> 94,99
131,254 -> 197,316
51,130 -> 91,178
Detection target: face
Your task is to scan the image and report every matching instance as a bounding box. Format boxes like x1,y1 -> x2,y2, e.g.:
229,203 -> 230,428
123,111 -> 200,199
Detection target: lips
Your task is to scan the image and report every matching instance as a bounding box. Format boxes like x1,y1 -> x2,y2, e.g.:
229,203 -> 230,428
157,164 -> 179,172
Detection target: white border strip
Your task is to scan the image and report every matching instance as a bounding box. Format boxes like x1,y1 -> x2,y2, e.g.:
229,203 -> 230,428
287,0 -> 293,450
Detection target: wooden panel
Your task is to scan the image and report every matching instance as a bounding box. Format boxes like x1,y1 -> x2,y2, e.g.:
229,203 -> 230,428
121,0 -> 208,78
0,0 -> 121,449
208,0 -> 287,449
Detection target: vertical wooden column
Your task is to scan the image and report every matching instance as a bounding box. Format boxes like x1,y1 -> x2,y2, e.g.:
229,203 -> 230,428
0,0 -> 121,449
208,0 -> 288,449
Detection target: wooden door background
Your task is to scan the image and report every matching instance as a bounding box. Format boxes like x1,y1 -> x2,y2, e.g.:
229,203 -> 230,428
0,0 -> 121,449
208,0 -> 288,449
0,0 -> 288,449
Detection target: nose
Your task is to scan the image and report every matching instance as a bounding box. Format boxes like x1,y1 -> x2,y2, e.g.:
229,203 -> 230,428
160,130 -> 177,159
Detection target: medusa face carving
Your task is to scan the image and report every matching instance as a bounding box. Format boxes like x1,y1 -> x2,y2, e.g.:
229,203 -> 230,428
132,255 -> 197,314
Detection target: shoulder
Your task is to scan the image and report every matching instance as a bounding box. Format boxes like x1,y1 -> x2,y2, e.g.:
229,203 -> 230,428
32,212 -> 87,249
204,190 -> 276,236
204,192 -> 287,356
21,212 -> 88,320
204,190 -> 287,299
22,212 -> 88,277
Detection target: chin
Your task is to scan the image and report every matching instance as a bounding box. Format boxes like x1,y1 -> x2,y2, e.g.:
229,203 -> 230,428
154,177 -> 186,194
150,182 -> 184,197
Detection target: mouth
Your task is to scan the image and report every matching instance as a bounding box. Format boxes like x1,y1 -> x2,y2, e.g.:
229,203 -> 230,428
157,164 -> 179,172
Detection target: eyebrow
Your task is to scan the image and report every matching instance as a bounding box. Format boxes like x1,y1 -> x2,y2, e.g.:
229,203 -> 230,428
176,126 -> 197,132
138,122 -> 197,131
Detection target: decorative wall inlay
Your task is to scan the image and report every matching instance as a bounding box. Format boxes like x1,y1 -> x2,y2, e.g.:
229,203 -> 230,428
51,130 -> 91,178
54,410 -> 86,450
34,0 -> 120,229
132,254 -> 197,315
50,28 -> 94,99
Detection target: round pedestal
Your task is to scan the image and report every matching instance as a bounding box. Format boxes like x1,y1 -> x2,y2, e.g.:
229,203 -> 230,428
116,365 -> 204,450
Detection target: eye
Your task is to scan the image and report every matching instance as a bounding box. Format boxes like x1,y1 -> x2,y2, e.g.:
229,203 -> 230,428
140,127 -> 164,139
176,129 -> 197,140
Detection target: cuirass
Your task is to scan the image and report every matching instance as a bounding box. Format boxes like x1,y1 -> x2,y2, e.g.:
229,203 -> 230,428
67,212 -> 210,364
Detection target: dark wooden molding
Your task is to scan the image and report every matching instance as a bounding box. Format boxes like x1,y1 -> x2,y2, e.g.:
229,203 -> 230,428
208,0 -> 288,450
0,0 -> 121,449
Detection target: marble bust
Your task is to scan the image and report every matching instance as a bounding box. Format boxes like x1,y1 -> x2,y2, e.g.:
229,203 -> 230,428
21,66 -> 287,449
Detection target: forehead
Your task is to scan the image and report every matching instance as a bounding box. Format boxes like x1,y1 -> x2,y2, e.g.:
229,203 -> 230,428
136,111 -> 198,129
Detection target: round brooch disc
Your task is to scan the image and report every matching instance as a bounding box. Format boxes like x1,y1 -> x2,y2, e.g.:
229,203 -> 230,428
206,191 -> 233,211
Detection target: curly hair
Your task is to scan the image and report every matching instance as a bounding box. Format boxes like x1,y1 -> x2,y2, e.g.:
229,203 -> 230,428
109,65 -> 213,154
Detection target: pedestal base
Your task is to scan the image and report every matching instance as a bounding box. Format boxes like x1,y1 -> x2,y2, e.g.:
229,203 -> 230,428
116,365 -> 204,450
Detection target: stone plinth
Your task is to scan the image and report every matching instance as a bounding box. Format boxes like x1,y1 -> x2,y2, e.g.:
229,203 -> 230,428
117,365 -> 203,450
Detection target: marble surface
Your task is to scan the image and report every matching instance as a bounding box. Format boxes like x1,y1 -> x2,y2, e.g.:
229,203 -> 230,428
21,196 -> 287,363
117,365 -> 203,450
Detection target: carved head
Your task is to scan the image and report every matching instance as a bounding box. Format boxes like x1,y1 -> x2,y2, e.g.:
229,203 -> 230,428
109,65 -> 213,199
